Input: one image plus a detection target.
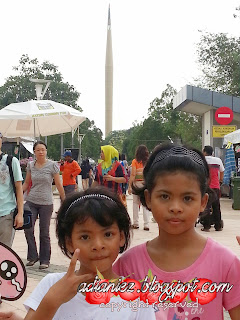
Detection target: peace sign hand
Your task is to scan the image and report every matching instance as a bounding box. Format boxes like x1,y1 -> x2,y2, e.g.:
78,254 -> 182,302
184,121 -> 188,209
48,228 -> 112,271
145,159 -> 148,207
46,249 -> 95,306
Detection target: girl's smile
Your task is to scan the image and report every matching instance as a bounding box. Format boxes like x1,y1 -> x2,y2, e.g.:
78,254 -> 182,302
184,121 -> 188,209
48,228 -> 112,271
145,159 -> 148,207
145,171 -> 208,235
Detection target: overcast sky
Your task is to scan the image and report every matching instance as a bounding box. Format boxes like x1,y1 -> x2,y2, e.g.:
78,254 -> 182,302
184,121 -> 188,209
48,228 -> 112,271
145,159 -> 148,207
0,0 -> 239,137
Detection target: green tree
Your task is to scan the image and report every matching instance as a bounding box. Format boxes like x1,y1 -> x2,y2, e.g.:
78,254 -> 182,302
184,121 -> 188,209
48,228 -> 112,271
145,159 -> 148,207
196,32 -> 240,96
0,54 -> 81,109
123,85 -> 202,161
0,54 -> 103,160
79,119 -> 103,161
103,130 -> 128,154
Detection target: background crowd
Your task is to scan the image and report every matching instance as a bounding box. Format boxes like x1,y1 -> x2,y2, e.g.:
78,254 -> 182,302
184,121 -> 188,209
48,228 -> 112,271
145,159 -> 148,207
0,134 -> 228,272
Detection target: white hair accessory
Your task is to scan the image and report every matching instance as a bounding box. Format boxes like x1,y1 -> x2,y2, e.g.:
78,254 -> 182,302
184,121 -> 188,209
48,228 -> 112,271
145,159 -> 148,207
65,194 -> 115,216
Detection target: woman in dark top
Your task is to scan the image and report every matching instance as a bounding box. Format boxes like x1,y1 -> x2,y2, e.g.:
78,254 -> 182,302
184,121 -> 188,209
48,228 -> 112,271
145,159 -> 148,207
80,159 -> 92,190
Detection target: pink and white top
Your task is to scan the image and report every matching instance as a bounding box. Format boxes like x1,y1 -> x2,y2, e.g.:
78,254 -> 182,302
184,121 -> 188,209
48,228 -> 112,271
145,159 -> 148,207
113,238 -> 240,320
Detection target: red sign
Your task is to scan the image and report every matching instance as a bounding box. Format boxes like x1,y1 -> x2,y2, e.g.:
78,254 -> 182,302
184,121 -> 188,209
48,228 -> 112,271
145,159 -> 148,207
215,106 -> 233,125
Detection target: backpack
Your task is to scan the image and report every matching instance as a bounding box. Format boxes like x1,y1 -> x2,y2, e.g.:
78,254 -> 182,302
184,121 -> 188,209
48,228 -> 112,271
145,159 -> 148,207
6,155 -> 17,195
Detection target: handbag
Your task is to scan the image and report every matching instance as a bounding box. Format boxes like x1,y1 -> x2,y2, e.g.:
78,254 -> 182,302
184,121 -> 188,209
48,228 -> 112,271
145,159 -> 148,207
12,203 -> 32,230
6,155 -> 32,230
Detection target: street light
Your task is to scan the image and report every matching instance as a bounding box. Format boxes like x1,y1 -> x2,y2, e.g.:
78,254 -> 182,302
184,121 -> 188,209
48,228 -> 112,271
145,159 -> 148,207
29,78 -> 52,142
77,127 -> 85,164
29,78 -> 52,100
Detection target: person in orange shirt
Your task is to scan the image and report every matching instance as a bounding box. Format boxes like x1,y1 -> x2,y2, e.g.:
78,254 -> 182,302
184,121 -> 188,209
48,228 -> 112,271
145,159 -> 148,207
128,145 -> 150,231
60,151 -> 81,196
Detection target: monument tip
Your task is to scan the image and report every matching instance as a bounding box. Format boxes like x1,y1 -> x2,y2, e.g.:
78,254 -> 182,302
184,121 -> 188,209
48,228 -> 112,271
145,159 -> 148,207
108,4 -> 111,27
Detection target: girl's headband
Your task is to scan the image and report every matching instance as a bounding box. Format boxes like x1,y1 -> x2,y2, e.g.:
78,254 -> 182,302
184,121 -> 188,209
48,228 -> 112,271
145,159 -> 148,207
151,146 -> 206,170
65,194 -> 115,216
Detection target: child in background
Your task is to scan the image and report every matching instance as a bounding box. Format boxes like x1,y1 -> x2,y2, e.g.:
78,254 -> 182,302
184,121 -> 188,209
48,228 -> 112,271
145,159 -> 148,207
128,145 -> 150,231
1,187 -> 155,320
114,144 -> 240,319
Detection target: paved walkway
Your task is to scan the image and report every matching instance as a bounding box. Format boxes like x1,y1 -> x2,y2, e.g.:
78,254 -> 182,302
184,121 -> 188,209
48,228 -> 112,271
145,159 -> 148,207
1,194 -> 239,319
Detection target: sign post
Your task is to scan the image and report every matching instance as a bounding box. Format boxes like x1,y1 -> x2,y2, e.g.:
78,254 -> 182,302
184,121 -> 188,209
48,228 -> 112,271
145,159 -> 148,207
215,107 -> 234,125
212,126 -> 236,138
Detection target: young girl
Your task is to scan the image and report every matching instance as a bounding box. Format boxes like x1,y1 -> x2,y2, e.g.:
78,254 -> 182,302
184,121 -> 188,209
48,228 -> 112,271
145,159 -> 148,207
1,187 -> 155,320
114,144 -> 240,319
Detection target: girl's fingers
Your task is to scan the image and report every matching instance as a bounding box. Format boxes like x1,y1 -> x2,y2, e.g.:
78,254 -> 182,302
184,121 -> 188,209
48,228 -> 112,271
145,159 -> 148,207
79,272 -> 96,282
68,249 -> 80,274
236,236 -> 240,246
0,311 -> 12,319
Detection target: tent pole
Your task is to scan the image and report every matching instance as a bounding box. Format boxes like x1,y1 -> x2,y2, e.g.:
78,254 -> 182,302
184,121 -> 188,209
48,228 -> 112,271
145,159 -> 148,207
33,118 -> 36,141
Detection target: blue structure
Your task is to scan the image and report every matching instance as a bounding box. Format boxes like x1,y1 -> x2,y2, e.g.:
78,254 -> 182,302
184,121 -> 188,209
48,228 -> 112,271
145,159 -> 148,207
173,85 -> 240,150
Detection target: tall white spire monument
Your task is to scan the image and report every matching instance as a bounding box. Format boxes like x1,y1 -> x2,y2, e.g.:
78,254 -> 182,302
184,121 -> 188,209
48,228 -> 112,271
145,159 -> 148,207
105,4 -> 113,137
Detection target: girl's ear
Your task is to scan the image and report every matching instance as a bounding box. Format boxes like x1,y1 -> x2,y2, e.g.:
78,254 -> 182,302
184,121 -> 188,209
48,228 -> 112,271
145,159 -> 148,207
119,231 -> 126,248
200,193 -> 209,212
65,237 -> 74,253
144,189 -> 151,210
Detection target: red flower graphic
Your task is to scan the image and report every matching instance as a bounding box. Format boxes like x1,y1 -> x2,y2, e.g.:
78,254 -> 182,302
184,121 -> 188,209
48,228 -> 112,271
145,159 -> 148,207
190,278 -> 217,305
85,279 -> 112,304
140,289 -> 161,305
169,282 -> 188,303
118,279 -> 141,301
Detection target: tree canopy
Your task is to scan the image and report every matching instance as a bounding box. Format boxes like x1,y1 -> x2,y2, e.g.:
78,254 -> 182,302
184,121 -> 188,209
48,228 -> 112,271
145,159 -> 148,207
0,54 -> 81,109
120,85 -> 202,161
0,54 -> 103,160
196,32 -> 240,96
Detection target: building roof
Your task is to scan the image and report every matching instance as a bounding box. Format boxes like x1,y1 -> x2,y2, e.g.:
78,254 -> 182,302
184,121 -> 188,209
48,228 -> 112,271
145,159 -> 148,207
173,85 -> 240,121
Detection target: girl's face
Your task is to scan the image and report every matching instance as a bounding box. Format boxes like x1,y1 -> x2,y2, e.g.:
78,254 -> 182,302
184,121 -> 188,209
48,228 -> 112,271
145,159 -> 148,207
66,217 -> 125,279
34,144 -> 47,159
145,172 -> 208,236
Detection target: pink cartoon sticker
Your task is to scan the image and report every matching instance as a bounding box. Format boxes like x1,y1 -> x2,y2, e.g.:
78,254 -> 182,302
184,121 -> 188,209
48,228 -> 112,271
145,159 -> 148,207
0,242 -> 27,301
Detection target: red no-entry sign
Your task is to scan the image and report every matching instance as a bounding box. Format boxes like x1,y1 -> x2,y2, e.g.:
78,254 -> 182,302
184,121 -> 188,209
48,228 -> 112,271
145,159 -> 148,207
215,106 -> 233,125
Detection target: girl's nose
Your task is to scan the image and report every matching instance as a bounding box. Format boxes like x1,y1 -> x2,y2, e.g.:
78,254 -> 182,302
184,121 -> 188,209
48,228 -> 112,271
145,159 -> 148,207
92,238 -> 105,251
169,200 -> 183,213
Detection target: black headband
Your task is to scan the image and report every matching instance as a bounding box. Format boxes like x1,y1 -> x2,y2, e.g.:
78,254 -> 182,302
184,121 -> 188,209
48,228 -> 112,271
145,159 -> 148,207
151,146 -> 206,172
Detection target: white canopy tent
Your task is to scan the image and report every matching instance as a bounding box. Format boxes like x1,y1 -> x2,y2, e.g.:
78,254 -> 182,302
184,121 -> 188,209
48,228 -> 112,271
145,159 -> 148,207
223,129 -> 240,145
2,136 -> 34,156
0,100 -> 86,138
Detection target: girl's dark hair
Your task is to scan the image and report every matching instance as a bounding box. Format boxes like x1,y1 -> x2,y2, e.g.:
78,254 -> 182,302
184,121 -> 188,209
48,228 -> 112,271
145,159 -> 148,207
33,140 -> 47,151
133,143 -> 210,209
56,186 -> 131,258
135,145 -> 149,166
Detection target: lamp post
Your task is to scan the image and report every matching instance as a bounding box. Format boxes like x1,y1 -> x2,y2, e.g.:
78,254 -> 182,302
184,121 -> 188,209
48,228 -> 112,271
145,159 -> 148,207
29,78 -> 52,141
77,127 -> 85,164
29,78 -> 52,100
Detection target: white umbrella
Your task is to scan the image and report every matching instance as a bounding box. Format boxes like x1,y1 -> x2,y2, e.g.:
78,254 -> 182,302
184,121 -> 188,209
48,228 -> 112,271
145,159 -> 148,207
0,100 -> 86,138
223,129 -> 240,145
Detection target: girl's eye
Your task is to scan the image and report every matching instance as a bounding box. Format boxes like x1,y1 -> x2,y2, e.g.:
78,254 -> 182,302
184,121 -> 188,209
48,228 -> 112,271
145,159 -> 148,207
160,194 -> 169,200
105,232 -> 113,238
184,196 -> 192,202
80,235 -> 89,240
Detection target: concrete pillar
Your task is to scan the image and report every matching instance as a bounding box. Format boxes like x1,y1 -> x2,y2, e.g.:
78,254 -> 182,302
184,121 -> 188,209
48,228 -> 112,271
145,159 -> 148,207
202,110 -> 213,148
